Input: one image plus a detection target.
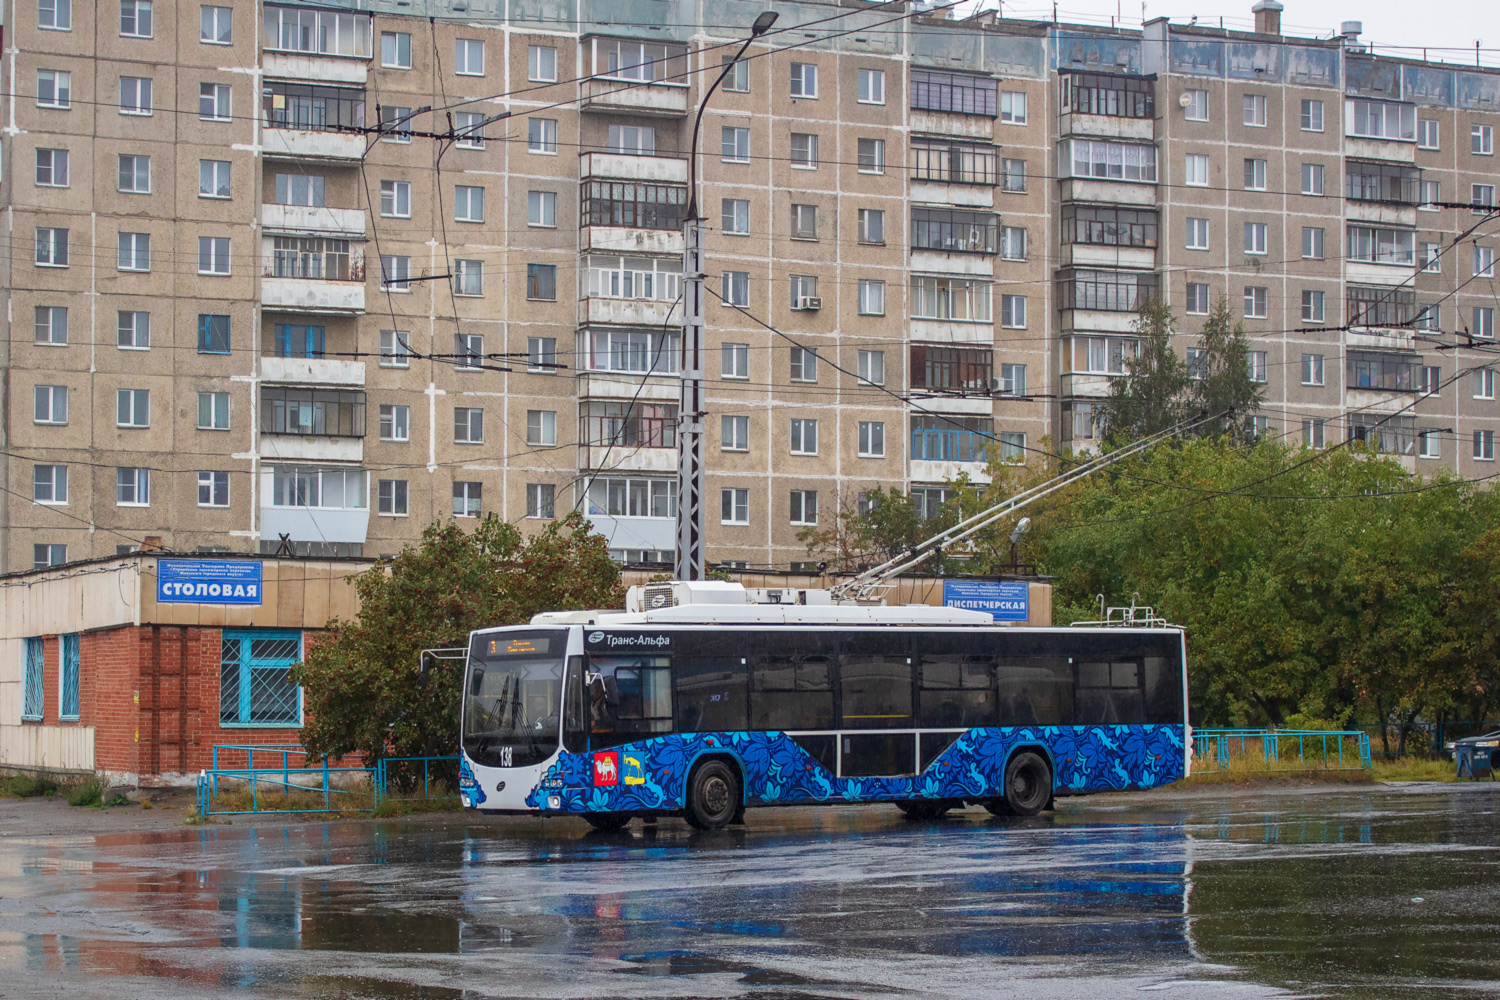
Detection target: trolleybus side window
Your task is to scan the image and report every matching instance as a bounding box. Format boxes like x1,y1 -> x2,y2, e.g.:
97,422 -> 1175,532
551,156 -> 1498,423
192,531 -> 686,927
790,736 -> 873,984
1075,659 -> 1145,725
919,654 -> 997,728
674,632 -> 748,732
563,655 -> 587,753
995,657 -> 1072,726
587,655 -> 671,749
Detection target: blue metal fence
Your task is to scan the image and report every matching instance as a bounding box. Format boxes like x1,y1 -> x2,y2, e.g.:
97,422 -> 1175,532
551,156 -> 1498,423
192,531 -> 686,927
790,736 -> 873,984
1193,728 -> 1372,772
195,746 -> 458,816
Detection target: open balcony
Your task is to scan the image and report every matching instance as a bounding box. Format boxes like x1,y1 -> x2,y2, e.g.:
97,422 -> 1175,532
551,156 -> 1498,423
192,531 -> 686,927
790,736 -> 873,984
581,179 -> 687,255
580,37 -> 690,117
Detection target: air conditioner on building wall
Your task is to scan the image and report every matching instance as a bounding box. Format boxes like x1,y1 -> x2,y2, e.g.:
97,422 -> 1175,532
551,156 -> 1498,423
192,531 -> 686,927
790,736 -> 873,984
991,376 -> 1015,395
794,296 -> 822,311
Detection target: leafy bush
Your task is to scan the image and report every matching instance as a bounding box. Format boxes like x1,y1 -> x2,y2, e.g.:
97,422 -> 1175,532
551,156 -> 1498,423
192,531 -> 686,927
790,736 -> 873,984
64,778 -> 102,807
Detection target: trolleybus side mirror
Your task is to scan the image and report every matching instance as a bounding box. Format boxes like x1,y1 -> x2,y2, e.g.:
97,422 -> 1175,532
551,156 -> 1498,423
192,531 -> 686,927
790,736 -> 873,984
418,651 -> 433,690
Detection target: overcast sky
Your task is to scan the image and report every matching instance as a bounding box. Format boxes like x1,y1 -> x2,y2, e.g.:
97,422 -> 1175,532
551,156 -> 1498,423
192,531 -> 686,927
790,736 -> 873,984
983,0 -> 1500,67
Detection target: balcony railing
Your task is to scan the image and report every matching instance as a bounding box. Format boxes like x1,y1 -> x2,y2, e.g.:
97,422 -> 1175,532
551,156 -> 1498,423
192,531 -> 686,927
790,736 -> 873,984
911,209 -> 999,255
1346,161 -> 1421,204
260,387 -> 365,437
263,83 -> 365,134
266,240 -> 363,282
1057,269 -> 1158,312
581,402 -> 677,447
581,180 -> 687,230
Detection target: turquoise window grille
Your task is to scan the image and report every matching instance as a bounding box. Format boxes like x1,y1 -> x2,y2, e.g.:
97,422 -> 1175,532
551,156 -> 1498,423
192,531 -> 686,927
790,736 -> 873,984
220,631 -> 303,727
22,637 -> 44,721
59,633 -> 80,720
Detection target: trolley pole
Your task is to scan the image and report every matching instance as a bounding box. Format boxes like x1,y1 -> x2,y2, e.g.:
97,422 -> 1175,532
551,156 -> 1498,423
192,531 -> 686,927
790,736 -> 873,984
674,10 -> 777,581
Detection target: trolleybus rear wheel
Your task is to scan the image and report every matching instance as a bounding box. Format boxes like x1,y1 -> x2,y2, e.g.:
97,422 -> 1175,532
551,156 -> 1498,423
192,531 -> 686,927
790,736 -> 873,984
985,752 -> 1052,817
684,760 -> 740,830
895,800 -> 951,821
584,812 -> 631,833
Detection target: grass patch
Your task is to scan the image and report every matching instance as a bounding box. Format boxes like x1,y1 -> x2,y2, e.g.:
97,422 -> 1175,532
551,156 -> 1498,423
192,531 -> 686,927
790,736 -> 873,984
63,777 -> 103,807
0,774 -> 60,799
1372,758 -> 1464,783
1179,766 -> 1373,788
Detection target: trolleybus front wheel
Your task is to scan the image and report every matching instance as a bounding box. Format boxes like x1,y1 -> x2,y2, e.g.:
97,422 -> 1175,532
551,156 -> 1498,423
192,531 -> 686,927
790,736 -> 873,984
684,760 -> 740,830
985,751 -> 1052,817
584,812 -> 631,833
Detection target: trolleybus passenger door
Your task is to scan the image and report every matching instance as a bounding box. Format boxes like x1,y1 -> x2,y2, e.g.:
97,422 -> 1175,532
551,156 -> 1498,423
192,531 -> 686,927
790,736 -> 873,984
839,634 -> 916,777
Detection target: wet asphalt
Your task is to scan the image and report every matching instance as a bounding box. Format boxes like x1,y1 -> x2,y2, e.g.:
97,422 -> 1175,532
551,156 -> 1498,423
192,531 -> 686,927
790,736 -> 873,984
1,783 -> 1498,1000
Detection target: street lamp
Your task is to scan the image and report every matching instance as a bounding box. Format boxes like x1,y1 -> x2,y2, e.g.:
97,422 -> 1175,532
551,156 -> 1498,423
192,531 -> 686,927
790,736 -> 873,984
675,10 -> 778,582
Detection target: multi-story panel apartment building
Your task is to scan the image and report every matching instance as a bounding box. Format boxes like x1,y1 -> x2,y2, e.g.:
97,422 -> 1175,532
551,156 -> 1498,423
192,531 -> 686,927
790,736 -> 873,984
4,0 -> 1499,574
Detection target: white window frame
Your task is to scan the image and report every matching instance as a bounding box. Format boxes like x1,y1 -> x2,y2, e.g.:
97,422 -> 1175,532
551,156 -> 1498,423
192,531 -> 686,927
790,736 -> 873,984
35,305 -> 67,345
118,153 -> 150,194
525,483 -> 554,519
120,0 -> 153,38
789,489 -> 818,525
1476,429 -> 1496,461
197,391 -> 230,430
200,159 -> 231,199
1184,89 -> 1208,121
116,388 -> 150,428
453,259 -> 483,296
857,279 -> 885,316
380,329 -> 412,368
455,38 -> 485,76
789,345 -> 817,382
39,0 -> 72,31
1244,286 -> 1268,319
999,90 -> 1027,124
35,147 -> 69,188
37,69 -> 71,109
379,404 -> 411,442
528,44 -> 557,82
1244,222 -> 1268,255
527,190 -> 557,228
1186,217 -> 1209,251
721,343 -> 749,379
454,184 -> 485,223
117,231 -> 151,272
1301,291 -> 1326,324
118,311 -> 150,350
1243,93 -> 1267,127
198,236 -> 230,275
722,198 -> 750,235
1474,124 -> 1494,156
116,468 -> 150,507
1185,153 -> 1209,187
528,118 -> 558,154
857,421 -> 885,458
857,349 -> 885,385
1185,282 -> 1210,316
721,126 -> 750,163
199,82 -> 231,121
790,132 -> 819,169
857,68 -> 885,105
381,30 -> 412,68
34,385 -> 68,424
1417,118 -> 1438,149
525,409 -> 556,447
119,76 -> 153,116
721,415 -> 749,452
1244,157 -> 1268,191
1475,368 -> 1497,400
34,464 -> 68,505
1301,162 -> 1324,196
454,407 -> 485,444
1300,98 -> 1324,132
720,488 -> 750,525
1000,294 -> 1027,329
790,62 -> 818,99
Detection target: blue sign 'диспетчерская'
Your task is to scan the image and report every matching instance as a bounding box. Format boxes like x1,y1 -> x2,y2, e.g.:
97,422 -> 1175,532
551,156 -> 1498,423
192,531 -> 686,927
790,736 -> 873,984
942,579 -> 1029,621
157,560 -> 264,605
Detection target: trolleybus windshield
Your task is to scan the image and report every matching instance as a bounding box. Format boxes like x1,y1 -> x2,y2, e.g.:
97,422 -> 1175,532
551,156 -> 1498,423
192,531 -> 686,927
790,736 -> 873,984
463,629 -> 567,767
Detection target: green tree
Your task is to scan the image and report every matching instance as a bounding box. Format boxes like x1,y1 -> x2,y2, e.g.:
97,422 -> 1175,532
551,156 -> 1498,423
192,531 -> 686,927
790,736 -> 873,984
293,512 -> 624,765
1189,297 -> 1266,441
1099,298 -> 1191,444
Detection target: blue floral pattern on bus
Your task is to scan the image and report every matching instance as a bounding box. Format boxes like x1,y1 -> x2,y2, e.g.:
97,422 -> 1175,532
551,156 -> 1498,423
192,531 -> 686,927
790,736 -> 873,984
520,725 -> 1184,813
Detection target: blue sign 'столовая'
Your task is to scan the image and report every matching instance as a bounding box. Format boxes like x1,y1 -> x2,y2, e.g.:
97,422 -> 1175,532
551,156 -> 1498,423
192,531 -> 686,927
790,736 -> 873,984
942,580 -> 1029,621
157,559 -> 264,605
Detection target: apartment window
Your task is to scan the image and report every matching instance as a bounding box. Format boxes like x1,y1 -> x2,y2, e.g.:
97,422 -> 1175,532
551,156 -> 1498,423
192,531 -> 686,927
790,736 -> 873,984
856,68 -> 886,105
1424,366 -> 1448,395
380,180 -> 411,218
1300,99 -> 1324,132
722,343 -> 749,379
1418,118 -> 1438,149
1063,204 -> 1159,248
35,306 -> 67,345
1243,93 -> 1266,126
523,262 -> 556,301
790,203 -> 819,240
1476,430 -> 1496,461
194,471 -> 230,510
379,404 -> 410,442
1348,225 -> 1416,265
914,345 -> 995,390
528,44 -> 557,82
1185,282 -> 1210,315
121,0 -> 152,37
1186,217 -> 1209,250
1416,305 -> 1442,332
198,237 -> 230,275
1000,90 -> 1027,124
858,279 -> 885,316
37,70 -> 71,108
198,314 -> 230,354
722,198 -> 750,235
525,190 -> 558,228
115,152 -> 150,192
119,76 -> 152,115
1000,295 -> 1027,329
858,208 -> 885,245
720,126 -> 750,163
789,490 -> 818,525
912,207 -> 999,253
454,260 -> 483,296
1244,222 -> 1267,255
1474,124 -> 1494,155
1301,163 -> 1324,196
200,159 -> 231,199
35,148 -> 69,187
1302,419 -> 1325,448
380,105 -> 413,143
526,483 -> 556,520
35,226 -> 68,265
999,363 -> 1027,396
913,275 -> 992,321
1348,99 -> 1416,140
910,138 -> 999,184
911,69 -> 997,115
1244,286 -> 1268,318
720,489 -> 749,525
790,346 -> 817,382
789,418 -> 818,455
454,407 -> 484,444
722,55 -> 749,93
378,330 -> 412,368
273,174 -> 324,208
1182,153 -> 1206,186
34,386 -> 68,424
1420,242 -> 1442,272
858,421 -> 885,458
858,349 -> 885,385
1302,291 -> 1326,323
199,83 -> 231,120
1302,227 -> 1325,259
1001,158 -> 1026,192
454,111 -> 485,149
1247,351 -> 1268,383
118,232 -> 150,271
719,414 -> 750,452
378,479 -> 409,516
1066,138 -> 1158,182
117,468 -> 150,506
528,118 -> 558,153
34,465 -> 67,504
380,30 -> 412,68
33,548 -> 66,577
454,332 -> 483,370
1407,181 -> 1439,218
858,137 -> 885,173
197,391 -> 229,430
1183,89 -> 1208,121
520,410 -> 555,448
454,185 -> 485,223
720,270 -> 749,307
1474,184 -> 1496,214
1243,158 -> 1267,191
790,62 -> 818,98
1477,245 -> 1496,278
1476,369 -> 1498,400
1419,430 -> 1441,458
118,311 -> 149,349
39,0 -> 71,30
609,124 -> 656,156
1001,226 -> 1027,260
790,132 -> 819,168
455,38 -> 484,75
790,274 -> 819,307
453,482 -> 483,517
116,388 -> 150,428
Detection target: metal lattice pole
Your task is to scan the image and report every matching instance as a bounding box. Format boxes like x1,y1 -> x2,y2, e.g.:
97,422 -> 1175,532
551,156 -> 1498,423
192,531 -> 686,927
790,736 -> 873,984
675,215 -> 707,581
